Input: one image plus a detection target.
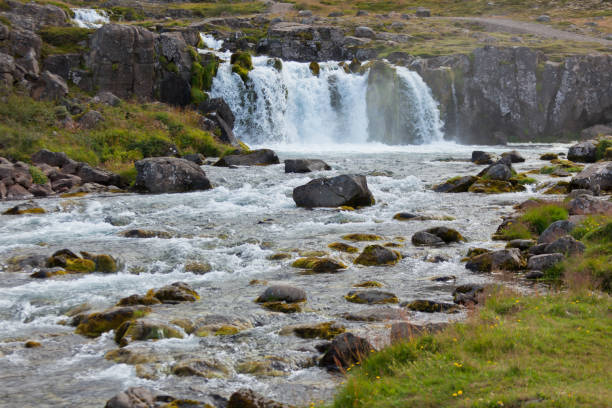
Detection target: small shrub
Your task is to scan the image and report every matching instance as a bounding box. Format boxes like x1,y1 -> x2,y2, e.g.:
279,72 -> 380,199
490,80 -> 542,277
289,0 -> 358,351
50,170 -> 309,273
29,166 -> 48,185
596,139 -> 612,161
521,204 -> 568,235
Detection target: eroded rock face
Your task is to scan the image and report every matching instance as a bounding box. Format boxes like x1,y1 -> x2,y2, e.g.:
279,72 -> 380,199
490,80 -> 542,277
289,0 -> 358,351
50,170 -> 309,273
416,47 -> 612,143
134,157 -> 212,193
570,161 -> 612,193
292,174 -> 374,208
89,24 -> 156,99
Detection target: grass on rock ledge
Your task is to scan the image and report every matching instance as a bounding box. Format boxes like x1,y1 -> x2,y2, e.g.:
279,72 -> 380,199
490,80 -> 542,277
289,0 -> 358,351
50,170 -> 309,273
0,90 -> 236,183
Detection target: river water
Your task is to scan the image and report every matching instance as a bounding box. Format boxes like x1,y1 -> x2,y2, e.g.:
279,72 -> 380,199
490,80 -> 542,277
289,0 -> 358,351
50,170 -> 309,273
0,142 -> 569,407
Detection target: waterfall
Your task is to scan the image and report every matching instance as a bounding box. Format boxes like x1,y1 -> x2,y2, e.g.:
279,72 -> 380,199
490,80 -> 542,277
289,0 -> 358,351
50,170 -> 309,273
200,33 -> 224,51
207,45 -> 444,145
72,8 -> 109,28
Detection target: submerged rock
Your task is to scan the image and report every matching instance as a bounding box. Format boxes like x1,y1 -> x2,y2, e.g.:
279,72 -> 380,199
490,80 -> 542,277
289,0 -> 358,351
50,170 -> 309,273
75,306 -> 151,338
215,149 -> 280,166
284,159 -> 331,173
172,357 -> 231,378
328,242 -> 359,253
412,227 -> 465,246
319,333 -> 374,371
281,321 -> 345,340
345,290 -> 399,304
354,244 -> 401,266
256,285 -> 307,303
134,157 -> 212,194
153,282 -> 199,304
341,307 -> 406,322
104,387 -> 171,408
341,233 -> 382,242
115,319 -> 184,347
433,176 -> 477,193
228,389 -> 293,408
122,229 -> 173,239
293,175 -> 375,208
291,257 -> 347,273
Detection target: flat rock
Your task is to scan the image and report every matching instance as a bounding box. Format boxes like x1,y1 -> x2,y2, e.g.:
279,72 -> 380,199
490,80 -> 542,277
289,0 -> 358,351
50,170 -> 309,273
256,285 -> 306,303
293,174 -> 374,208
527,253 -> 564,270
215,149 -> 279,166
345,290 -> 399,304
284,159 -> 331,173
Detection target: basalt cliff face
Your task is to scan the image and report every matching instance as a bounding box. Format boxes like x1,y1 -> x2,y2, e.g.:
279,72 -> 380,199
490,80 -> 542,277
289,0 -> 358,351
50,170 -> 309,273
411,47 -> 612,143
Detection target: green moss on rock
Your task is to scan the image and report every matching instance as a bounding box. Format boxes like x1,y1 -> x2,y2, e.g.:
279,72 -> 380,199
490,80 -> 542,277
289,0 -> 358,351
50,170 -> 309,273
309,61 -> 320,76
75,306 -> 151,338
65,258 -> 95,273
328,242 -> 359,253
230,52 -> 253,83
260,301 -> 302,313
342,233 -> 382,242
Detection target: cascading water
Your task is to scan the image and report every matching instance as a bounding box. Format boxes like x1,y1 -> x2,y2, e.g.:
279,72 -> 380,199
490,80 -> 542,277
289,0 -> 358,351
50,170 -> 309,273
207,43 -> 444,145
72,8 -> 109,28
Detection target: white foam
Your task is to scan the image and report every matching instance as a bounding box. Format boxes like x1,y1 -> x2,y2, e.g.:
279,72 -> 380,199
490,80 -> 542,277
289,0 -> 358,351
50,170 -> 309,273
72,8 -> 109,28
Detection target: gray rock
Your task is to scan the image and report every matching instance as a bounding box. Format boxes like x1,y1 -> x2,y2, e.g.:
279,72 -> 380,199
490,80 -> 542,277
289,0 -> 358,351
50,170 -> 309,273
198,98 -> 235,129
292,174 -> 374,208
411,231 -> 444,246
341,307 -> 405,322
527,253 -> 564,270
466,248 -> 523,272
1,0 -> 69,31
30,71 -> 68,101
284,159 -> 331,173
501,150 -> 525,163
345,290 -> 398,304
568,194 -> 612,215
434,175 -> 477,193
77,164 -> 120,186
506,239 -> 535,250
134,157 -> 212,194
182,154 -> 205,165
536,15 -> 550,22
228,389 -> 291,408
215,149 -> 279,167
328,12 -> 343,17
403,299 -> 458,313
297,10 -> 312,17
31,149 -> 69,167
78,110 -> 103,130
354,26 -> 375,39
413,227 -> 465,245
452,284 -> 485,305
7,184 -> 33,199
570,162 -> 612,193
319,332 -> 374,371
484,163 -> 512,181
567,140 -> 597,163
256,285 -> 307,303
538,220 -> 575,244
356,10 -> 369,16
544,235 -> 585,256
92,91 -> 121,107
580,124 -> 612,140
525,270 -> 544,279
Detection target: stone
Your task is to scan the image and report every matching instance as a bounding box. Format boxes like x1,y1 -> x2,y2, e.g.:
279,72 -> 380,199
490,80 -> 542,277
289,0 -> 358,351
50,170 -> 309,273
293,174 -> 374,208
540,153 -> 558,160
256,285 -> 306,303
568,140 -> 597,163
78,110 -> 103,129
284,159 -> 331,173
525,270 -> 544,279
319,333 -> 374,371
411,231 -> 444,246
471,151 -> 498,165
172,358 -> 231,378
191,314 -> 252,337
580,124 -> 612,140
77,164 -> 120,186
2,202 -> 45,215
114,319 -> 184,347
31,149 -> 69,168
30,71 -> 68,101
104,387 -> 169,408
483,163 -> 513,181
501,150 -> 525,163
182,154 -> 205,165
122,229 -> 172,239
536,15 -> 551,22
354,245 -> 400,266
415,7 -> 431,17
354,26 -> 375,39
506,239 -> 535,250
544,236 -> 585,256
198,98 -> 235,129
282,321 -> 345,340
568,195 -> 612,216
527,253 -> 564,270
228,389 -> 293,408
7,184 -> 33,199
570,162 -> 612,193
433,176 -> 477,193
538,220 -> 575,244
404,300 -> 458,313
92,91 -> 121,107
452,284 -> 485,305
465,249 -> 524,272
291,257 -> 347,273
116,294 -> 161,307
215,149 -> 279,167
153,282 -> 199,304
341,307 -> 406,322
134,157 -> 212,193
75,306 -> 151,338
345,290 -> 399,304
413,227 -> 465,245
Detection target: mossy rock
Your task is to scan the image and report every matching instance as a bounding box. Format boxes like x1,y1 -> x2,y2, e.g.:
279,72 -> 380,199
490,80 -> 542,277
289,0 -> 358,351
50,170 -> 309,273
342,233 -> 382,242
353,281 -> 383,288
463,247 -> 490,261
86,253 -> 118,273
345,290 -> 399,305
267,252 -> 292,260
184,261 -> 212,274
309,61 -> 320,76
116,294 -> 161,307
540,153 -> 558,160
2,205 -> 46,215
543,181 -> 570,195
425,227 -> 466,244
75,306 -> 151,338
115,319 -> 184,347
122,229 -> 172,239
230,51 -> 253,83
260,301 -> 302,313
297,250 -> 328,257
65,258 -> 96,273
236,358 -> 288,377
328,242 -> 359,253
291,257 -> 347,273
104,348 -> 159,365
172,358 -> 231,378
24,340 -> 41,348
266,58 -> 283,72
153,282 -> 199,303
468,179 -> 526,194
383,242 -> 402,248
404,300 -> 459,313
285,322 -> 346,340
354,244 -> 401,266
160,399 -> 213,408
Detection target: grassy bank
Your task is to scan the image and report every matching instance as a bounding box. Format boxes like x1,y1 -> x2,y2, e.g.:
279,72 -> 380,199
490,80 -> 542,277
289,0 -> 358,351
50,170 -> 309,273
0,90 -> 235,179
328,208 -> 612,408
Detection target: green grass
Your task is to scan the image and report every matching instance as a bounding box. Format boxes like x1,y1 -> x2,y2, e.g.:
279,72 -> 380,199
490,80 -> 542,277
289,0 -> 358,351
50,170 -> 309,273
39,26 -> 93,55
0,91 -> 235,172
329,287 -> 612,408
595,139 -> 612,161
170,0 -> 266,18
495,203 -> 568,240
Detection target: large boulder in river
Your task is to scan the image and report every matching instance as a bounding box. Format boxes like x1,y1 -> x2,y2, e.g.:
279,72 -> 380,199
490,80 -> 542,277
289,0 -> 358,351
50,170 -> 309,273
471,151 -> 498,165
284,159 -> 331,173
293,174 -> 374,208
214,149 -> 279,167
567,140 -> 597,163
570,161 -> 612,193
412,227 -> 465,246
482,163 -> 512,181
134,157 -> 212,193
433,176 -> 477,193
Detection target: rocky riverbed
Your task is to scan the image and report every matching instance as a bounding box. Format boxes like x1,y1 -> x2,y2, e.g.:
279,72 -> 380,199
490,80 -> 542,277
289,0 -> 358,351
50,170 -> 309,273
0,142 -> 578,407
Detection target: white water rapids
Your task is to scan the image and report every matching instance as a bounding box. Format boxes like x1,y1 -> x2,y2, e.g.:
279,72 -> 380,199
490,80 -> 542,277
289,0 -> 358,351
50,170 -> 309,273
72,8 -> 109,29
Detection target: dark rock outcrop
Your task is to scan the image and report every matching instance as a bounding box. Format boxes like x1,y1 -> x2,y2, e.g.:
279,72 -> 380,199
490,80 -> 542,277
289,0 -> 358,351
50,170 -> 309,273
215,149 -> 279,167
284,159 -> 331,173
293,174 -> 374,208
570,161 -> 612,193
568,140 -> 597,163
134,157 -> 212,194
319,332 -> 374,371
228,389 -> 293,408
